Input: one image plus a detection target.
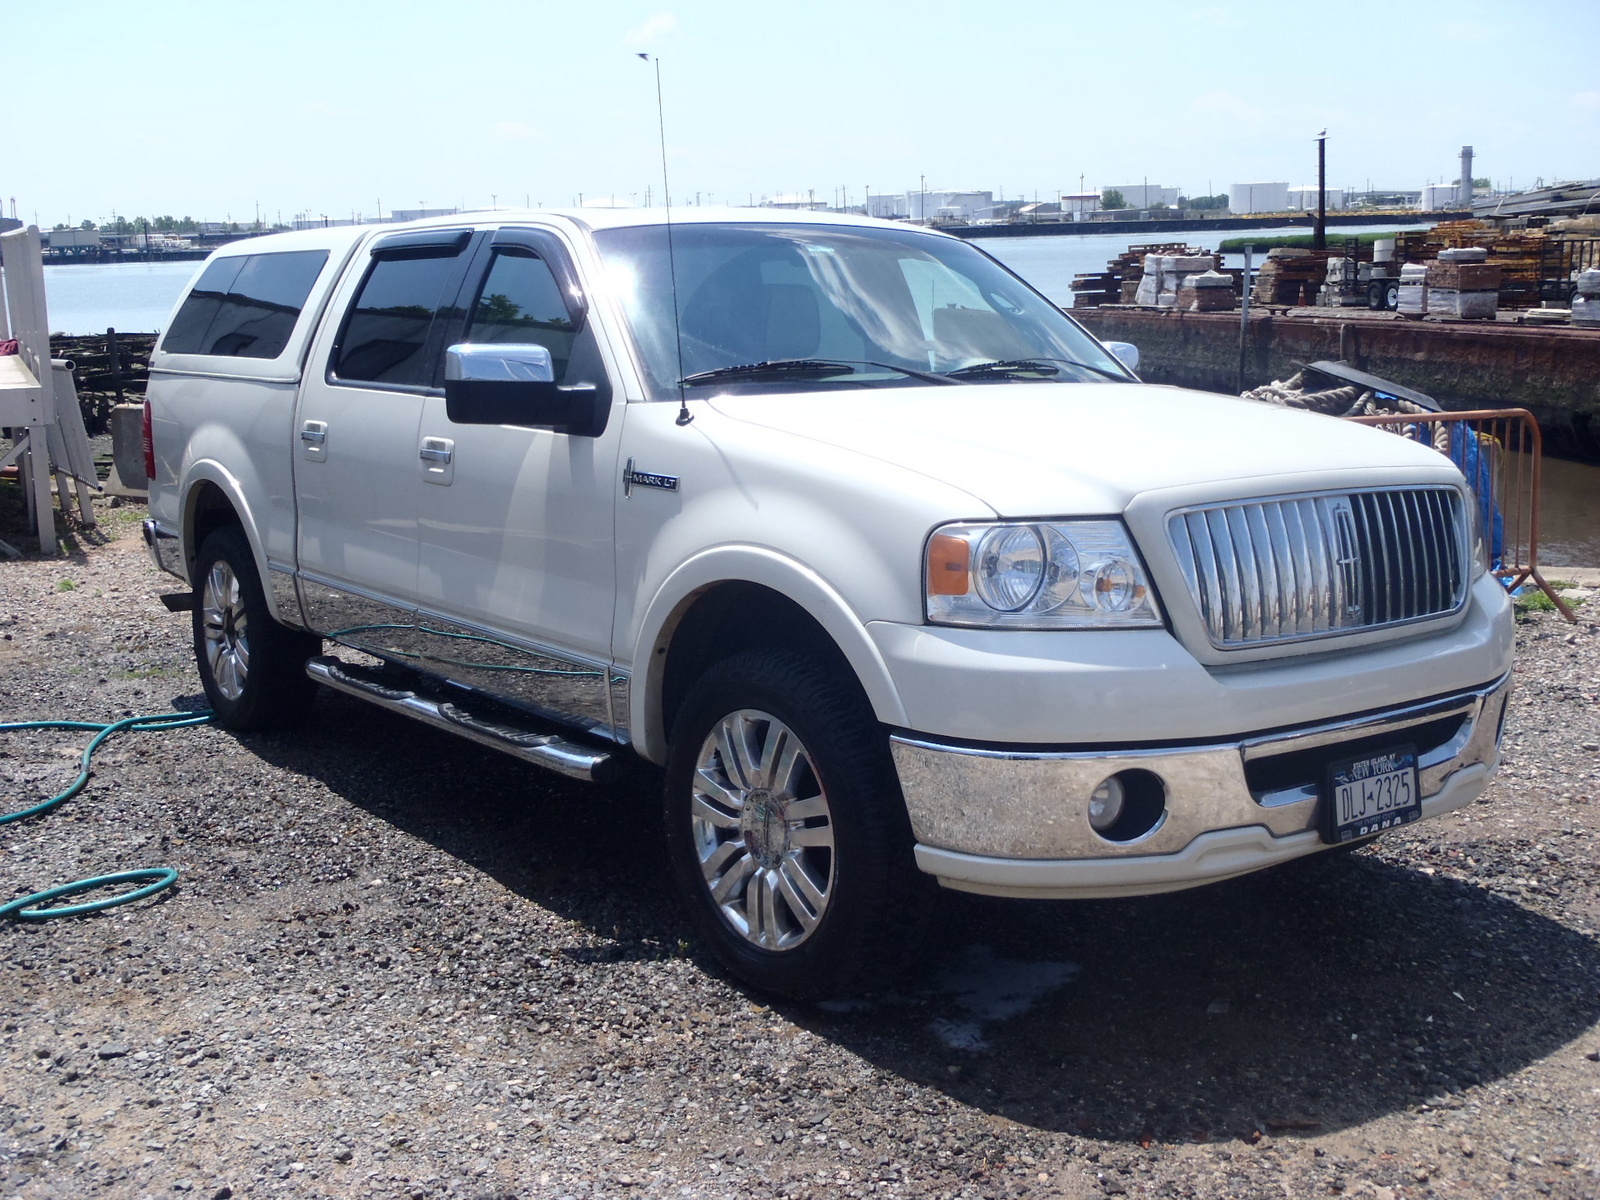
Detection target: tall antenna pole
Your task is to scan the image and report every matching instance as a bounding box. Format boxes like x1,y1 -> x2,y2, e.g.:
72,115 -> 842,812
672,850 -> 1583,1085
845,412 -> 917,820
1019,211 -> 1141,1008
639,52 -> 691,425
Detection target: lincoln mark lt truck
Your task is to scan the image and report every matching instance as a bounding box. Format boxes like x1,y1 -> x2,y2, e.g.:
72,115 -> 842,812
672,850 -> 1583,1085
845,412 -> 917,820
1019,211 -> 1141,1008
143,209 -> 1513,998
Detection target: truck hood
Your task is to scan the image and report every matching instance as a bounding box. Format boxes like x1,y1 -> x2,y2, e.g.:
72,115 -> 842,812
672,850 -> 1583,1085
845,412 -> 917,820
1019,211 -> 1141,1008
707,382 -> 1453,516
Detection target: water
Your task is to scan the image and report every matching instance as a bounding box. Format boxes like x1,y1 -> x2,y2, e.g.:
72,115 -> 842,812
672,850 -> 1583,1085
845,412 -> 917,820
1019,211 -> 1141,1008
41,260 -> 198,336
36,241 -> 1600,566
1537,456 -> 1600,569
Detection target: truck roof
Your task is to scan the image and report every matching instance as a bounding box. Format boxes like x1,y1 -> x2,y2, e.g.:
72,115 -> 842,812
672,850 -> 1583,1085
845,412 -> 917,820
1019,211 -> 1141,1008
208,206 -> 953,258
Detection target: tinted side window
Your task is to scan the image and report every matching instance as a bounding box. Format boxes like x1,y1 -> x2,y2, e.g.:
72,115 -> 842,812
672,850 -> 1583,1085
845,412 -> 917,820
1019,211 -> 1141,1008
160,250 -> 328,358
160,257 -> 246,354
335,254 -> 461,387
464,252 -> 575,379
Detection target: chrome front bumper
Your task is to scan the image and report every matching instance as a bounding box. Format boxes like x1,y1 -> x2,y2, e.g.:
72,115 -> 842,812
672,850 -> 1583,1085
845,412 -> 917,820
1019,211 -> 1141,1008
891,673 -> 1511,899
142,519 -> 185,579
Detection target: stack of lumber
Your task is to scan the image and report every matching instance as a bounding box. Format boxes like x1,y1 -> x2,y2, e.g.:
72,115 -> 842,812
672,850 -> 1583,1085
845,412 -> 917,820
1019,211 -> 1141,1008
1069,269 -> 1120,307
1071,243 -> 1214,308
1251,249 -> 1340,306
1391,220 -> 1590,309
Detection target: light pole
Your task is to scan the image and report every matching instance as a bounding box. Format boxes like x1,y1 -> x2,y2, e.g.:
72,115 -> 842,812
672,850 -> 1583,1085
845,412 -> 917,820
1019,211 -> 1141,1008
1314,130 -> 1328,251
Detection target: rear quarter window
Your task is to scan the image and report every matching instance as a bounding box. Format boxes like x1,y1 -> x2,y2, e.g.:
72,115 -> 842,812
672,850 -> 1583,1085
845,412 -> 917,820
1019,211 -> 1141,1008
160,249 -> 330,359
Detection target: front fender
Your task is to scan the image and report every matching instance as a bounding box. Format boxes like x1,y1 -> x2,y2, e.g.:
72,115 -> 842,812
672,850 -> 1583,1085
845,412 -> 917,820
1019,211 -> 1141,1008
627,545 -> 910,764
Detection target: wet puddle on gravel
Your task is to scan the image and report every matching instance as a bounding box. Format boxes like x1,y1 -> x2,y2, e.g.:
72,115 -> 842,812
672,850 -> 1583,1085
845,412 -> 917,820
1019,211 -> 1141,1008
820,944 -> 1080,1052
926,945 -> 1080,1051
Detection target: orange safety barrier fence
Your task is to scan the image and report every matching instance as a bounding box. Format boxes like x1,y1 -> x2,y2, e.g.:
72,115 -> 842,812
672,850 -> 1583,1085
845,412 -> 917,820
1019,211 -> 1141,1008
1343,408 -> 1576,622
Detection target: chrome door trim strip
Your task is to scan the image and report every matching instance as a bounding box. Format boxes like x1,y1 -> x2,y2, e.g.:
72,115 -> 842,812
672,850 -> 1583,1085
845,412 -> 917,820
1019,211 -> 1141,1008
407,607 -> 616,738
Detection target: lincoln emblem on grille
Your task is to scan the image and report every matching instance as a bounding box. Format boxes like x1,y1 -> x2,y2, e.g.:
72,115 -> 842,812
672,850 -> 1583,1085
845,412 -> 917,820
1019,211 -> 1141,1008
1326,497 -> 1363,620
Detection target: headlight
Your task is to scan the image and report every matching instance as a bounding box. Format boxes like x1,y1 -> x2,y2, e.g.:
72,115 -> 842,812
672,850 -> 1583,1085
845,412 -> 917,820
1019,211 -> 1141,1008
925,520 -> 1163,629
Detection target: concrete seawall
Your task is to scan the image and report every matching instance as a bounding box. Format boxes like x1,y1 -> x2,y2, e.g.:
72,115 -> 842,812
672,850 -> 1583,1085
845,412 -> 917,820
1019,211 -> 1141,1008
1073,307 -> 1600,461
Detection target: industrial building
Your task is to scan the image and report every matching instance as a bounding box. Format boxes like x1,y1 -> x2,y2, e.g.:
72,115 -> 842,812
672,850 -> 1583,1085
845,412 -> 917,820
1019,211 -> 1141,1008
1102,184 -> 1180,209
1287,186 -> 1347,211
1228,182 -> 1290,215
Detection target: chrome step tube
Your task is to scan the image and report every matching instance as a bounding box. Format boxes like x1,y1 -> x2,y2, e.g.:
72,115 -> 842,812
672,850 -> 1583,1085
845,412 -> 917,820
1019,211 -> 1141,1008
306,656 -> 620,784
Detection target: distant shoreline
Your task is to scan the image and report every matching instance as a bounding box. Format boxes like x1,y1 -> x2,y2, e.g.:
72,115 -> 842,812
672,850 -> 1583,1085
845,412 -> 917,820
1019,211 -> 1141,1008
954,211 -> 1441,240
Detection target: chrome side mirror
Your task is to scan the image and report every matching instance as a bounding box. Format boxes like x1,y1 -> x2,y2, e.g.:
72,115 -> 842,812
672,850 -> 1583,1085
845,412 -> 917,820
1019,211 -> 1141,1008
1105,341 -> 1140,372
445,343 -> 555,383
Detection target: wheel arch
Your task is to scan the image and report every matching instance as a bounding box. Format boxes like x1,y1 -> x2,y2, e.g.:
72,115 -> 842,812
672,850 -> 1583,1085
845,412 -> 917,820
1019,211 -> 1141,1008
628,549 -> 909,765
178,465 -> 282,622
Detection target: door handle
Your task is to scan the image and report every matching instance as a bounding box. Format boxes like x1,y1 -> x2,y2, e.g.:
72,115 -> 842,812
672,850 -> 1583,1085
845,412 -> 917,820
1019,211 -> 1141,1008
420,436 -> 455,485
299,420 -> 328,461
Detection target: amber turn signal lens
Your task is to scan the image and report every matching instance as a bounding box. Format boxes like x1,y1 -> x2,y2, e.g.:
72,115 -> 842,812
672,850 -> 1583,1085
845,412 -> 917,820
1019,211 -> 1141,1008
926,533 -> 971,596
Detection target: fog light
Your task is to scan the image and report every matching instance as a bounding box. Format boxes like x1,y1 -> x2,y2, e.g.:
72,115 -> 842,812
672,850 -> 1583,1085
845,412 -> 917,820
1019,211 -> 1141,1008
1088,776 -> 1126,832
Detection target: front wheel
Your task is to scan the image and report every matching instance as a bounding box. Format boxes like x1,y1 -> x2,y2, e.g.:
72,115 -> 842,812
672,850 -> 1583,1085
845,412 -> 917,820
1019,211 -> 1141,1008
192,526 -> 320,730
664,649 -> 931,999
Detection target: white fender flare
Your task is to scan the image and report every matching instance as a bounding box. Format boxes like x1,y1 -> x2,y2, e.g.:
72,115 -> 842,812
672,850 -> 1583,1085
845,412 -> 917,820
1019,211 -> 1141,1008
626,545 -> 909,764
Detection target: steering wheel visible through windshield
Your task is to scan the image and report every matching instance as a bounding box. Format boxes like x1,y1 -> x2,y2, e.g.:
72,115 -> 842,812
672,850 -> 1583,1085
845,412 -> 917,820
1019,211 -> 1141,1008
591,222 -> 1132,398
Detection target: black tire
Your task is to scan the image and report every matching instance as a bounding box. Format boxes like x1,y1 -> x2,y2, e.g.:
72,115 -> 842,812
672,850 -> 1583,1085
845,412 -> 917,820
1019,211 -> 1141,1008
192,526 -> 320,730
664,648 -> 932,1000
1366,281 -> 1385,311
1383,281 -> 1400,311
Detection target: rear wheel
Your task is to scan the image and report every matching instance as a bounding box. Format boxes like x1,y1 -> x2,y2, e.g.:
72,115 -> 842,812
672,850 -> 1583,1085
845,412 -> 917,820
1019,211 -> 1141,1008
664,649 -> 931,999
1383,281 -> 1401,311
192,526 -> 320,730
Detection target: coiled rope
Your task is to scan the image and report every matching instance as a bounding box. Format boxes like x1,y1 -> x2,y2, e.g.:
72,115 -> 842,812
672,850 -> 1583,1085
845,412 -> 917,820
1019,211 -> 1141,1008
1,712 -> 211,920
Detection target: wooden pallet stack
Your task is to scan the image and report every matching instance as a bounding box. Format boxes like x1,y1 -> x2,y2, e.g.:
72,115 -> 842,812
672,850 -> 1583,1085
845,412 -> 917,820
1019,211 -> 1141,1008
1251,249 -> 1341,306
1485,234 -> 1548,308
1071,244 -> 1216,307
1394,221 -> 1555,309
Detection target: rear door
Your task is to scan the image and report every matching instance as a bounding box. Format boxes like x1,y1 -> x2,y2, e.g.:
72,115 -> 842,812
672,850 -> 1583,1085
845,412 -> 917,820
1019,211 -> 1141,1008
410,226 -> 625,737
293,227 -> 477,660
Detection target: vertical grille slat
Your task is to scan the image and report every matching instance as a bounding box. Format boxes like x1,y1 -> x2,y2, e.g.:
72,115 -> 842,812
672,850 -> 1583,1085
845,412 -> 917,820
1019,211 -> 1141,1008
1170,488 -> 1467,649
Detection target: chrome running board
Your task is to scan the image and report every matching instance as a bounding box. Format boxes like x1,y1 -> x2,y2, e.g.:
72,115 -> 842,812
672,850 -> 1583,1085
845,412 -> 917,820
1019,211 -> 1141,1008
306,655 -> 621,784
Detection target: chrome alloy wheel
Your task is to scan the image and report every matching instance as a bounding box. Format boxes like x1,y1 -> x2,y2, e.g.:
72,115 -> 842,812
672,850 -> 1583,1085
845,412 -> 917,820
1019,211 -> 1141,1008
690,709 -> 836,951
200,559 -> 250,702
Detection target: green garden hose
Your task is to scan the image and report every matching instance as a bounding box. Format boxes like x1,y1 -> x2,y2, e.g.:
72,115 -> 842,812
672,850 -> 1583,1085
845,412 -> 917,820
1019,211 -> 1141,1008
0,712 -> 211,919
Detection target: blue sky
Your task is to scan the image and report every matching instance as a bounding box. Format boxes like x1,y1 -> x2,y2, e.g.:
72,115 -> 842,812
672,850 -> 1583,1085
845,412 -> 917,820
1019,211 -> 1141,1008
10,0 -> 1599,226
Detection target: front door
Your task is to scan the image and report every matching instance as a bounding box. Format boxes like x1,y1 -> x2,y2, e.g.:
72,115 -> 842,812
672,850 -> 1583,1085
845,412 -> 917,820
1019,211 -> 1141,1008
411,227 -> 625,737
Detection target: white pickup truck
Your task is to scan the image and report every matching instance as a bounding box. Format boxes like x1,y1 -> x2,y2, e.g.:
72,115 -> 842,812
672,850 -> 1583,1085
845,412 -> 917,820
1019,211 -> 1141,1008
144,209 -> 1512,998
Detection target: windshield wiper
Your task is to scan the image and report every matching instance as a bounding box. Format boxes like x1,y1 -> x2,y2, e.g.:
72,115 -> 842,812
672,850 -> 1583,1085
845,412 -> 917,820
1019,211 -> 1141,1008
944,357 -> 1128,382
680,359 -> 960,387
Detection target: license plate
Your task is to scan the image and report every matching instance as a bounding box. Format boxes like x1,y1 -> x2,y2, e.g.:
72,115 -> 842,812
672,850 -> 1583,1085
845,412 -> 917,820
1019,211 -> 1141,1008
1322,745 -> 1420,844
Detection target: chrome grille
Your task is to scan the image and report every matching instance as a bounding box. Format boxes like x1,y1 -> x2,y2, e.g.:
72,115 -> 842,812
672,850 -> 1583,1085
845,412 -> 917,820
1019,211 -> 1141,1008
1168,488 -> 1468,648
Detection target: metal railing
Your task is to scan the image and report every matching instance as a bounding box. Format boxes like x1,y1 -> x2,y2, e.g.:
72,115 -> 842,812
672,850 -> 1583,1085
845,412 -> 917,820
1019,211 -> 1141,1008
1342,408 -> 1576,621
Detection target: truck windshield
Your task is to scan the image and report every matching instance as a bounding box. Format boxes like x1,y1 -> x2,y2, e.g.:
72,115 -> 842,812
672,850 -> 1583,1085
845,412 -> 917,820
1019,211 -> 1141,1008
591,223 -> 1130,399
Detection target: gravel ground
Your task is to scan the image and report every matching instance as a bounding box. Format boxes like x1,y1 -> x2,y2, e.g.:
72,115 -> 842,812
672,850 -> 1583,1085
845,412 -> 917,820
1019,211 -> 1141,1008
1,502 -> 1598,1200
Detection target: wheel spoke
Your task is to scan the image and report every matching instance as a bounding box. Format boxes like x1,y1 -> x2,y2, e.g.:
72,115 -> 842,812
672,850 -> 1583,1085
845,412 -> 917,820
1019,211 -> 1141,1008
780,853 -> 828,911
700,838 -> 743,884
775,859 -> 824,932
785,794 -> 829,822
716,718 -> 761,790
691,791 -> 740,829
743,869 -> 766,943
788,823 -> 834,850
764,725 -> 806,796
709,849 -> 754,908
693,766 -> 744,815
747,869 -> 783,948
